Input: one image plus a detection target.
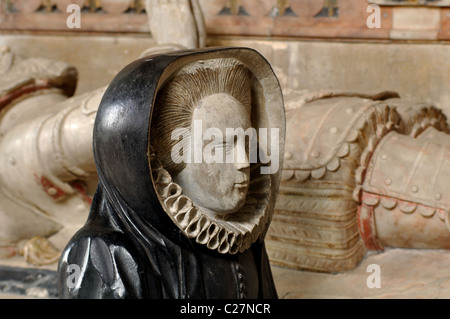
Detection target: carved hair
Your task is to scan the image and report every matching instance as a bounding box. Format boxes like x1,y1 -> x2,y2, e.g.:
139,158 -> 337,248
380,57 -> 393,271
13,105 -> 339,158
151,58 -> 252,175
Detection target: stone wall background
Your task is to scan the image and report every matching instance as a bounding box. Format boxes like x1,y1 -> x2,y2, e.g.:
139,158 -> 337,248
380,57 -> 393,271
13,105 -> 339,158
0,0 -> 449,112
208,38 -> 450,115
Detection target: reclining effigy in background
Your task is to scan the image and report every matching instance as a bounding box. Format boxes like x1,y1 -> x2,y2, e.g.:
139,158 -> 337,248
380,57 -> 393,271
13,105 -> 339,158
0,46 -> 103,265
266,89 -> 450,273
0,0 -> 206,266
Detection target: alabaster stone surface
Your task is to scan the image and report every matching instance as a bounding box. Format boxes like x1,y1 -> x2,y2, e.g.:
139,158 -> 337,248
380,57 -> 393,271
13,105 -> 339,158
0,47 -> 102,265
266,89 -> 450,273
0,0 -> 207,267
146,0 -> 206,51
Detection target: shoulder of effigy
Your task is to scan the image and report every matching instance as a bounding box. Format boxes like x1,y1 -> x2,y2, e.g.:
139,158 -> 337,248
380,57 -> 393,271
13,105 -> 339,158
62,224 -> 139,261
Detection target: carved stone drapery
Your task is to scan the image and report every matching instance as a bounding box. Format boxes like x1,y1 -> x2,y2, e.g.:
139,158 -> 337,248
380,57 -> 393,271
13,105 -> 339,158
266,90 -> 450,273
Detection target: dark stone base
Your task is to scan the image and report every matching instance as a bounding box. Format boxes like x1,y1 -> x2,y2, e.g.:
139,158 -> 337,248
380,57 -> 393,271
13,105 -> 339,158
0,265 -> 57,298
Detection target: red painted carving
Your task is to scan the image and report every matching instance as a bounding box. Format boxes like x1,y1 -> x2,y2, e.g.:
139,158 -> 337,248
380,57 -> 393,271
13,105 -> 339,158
70,181 -> 93,205
357,200 -> 384,251
34,174 -> 66,200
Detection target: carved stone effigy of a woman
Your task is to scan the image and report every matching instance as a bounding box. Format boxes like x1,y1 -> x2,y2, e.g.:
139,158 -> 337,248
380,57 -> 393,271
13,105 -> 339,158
57,47 -> 285,299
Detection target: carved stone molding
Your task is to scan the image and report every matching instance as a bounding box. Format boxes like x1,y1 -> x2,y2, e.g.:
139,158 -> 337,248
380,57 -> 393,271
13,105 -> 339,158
369,0 -> 450,6
0,0 -> 448,43
6,0 -> 146,14
200,0 -> 393,39
0,0 -> 148,33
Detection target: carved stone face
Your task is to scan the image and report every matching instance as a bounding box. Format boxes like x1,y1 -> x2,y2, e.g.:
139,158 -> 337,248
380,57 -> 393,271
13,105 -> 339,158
174,93 -> 251,217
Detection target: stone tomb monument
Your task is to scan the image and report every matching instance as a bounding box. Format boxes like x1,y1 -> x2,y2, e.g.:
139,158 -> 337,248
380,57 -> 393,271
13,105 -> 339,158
1,0 -> 450,299
0,0 -> 206,268
0,0 -> 208,297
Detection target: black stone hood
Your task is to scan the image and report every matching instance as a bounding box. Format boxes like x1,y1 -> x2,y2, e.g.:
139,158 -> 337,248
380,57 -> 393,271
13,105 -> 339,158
57,47 -> 285,299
